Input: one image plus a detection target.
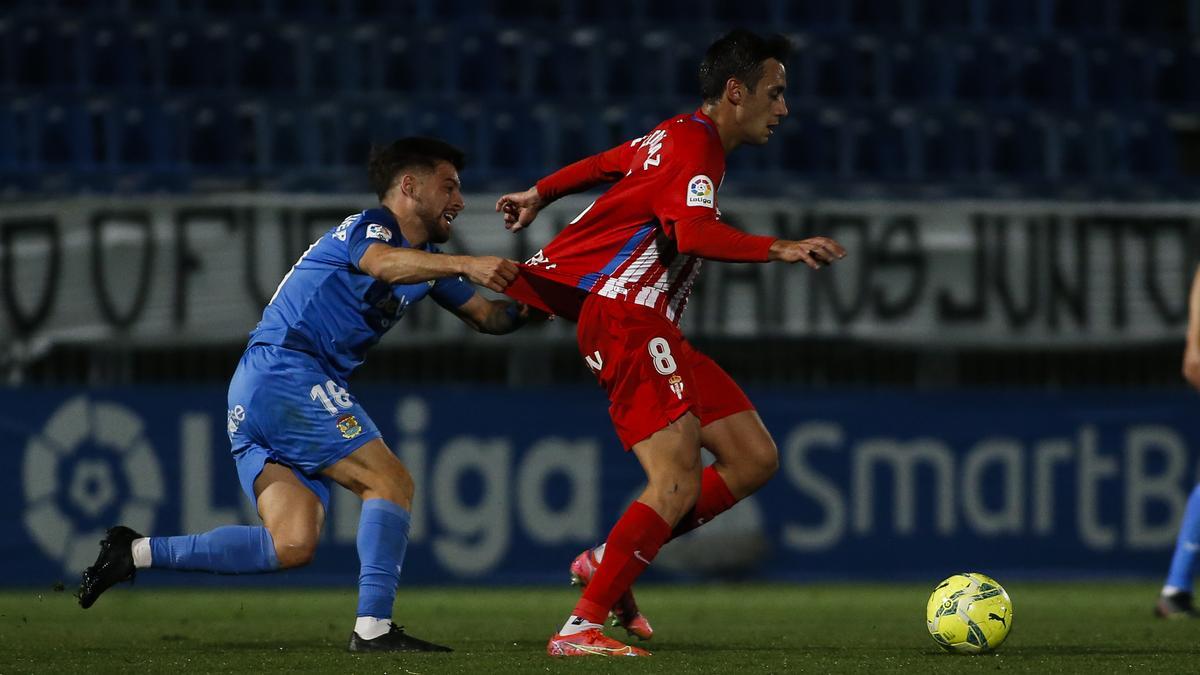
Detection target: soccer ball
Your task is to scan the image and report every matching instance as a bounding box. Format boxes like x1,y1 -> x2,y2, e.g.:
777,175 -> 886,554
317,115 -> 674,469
925,572 -> 1013,654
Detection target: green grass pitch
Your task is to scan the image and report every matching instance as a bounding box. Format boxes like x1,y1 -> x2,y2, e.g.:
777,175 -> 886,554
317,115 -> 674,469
0,582 -> 1192,673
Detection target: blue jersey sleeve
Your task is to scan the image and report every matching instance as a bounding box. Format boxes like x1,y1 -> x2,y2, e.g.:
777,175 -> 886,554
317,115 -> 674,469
346,215 -> 401,270
430,274 -> 476,310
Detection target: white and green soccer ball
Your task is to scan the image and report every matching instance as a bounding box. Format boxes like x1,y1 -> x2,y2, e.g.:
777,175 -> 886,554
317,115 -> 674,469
926,572 -> 1013,654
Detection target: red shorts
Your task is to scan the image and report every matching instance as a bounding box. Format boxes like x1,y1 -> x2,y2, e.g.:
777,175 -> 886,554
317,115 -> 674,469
576,294 -> 754,449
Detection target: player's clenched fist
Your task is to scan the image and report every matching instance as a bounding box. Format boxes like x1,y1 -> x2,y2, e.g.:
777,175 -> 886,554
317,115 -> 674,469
463,256 -> 519,292
495,187 -> 546,232
768,237 -> 847,269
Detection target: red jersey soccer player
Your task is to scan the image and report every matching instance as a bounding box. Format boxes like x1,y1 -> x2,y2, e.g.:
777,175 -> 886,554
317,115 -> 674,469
497,29 -> 847,657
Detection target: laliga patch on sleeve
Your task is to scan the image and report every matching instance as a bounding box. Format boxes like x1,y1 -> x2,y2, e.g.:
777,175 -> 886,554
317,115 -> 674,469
686,175 -> 715,208
365,223 -> 393,242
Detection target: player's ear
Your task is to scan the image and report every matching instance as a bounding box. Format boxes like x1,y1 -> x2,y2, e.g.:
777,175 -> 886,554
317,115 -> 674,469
726,77 -> 743,105
399,173 -> 417,198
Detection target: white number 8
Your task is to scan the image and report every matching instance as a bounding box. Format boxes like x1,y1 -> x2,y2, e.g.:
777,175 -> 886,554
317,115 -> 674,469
648,337 -> 677,375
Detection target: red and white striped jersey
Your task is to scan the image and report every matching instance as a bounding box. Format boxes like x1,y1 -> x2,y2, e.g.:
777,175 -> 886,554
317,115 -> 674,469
509,109 -> 772,325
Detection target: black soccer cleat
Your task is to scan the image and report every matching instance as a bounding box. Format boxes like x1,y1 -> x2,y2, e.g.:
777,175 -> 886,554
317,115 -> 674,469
1154,591 -> 1196,619
77,525 -> 143,609
347,623 -> 453,653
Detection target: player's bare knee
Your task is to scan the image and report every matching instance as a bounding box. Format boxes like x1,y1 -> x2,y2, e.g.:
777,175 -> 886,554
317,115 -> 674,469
269,530 -> 319,568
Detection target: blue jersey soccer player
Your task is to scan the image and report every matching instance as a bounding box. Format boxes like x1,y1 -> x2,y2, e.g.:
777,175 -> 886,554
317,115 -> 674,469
78,137 -> 531,651
1157,264 -> 1200,618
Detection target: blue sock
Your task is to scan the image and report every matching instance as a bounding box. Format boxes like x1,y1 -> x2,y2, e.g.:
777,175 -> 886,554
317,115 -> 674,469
1166,484 -> 1200,593
150,525 -> 280,574
356,499 -> 412,619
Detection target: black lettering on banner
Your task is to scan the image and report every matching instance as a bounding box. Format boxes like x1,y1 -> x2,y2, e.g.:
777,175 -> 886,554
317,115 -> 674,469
1046,215 -> 1089,331
871,215 -> 925,321
1,216 -> 60,336
1141,217 -> 1189,324
173,207 -> 236,325
91,210 -> 154,329
938,214 -> 987,321
807,213 -> 868,326
1095,218 -> 1128,329
241,208 -> 292,310
990,215 -> 1040,329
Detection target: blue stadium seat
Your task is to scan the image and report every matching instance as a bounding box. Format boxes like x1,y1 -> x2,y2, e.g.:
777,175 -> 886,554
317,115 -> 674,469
37,103 -> 85,166
162,22 -> 234,91
1123,114 -> 1175,177
86,21 -> 159,91
1083,37 -> 1153,106
886,38 -> 944,103
848,0 -> 919,29
115,101 -> 165,168
848,109 -> 919,180
1052,0 -> 1117,31
1017,38 -> 1084,108
234,24 -> 303,93
1149,39 -> 1200,104
989,112 -> 1051,179
183,100 -> 238,166
983,0 -> 1050,32
808,34 -> 884,102
380,32 -> 432,96
778,107 -> 847,178
916,0 -> 982,30
919,109 -> 987,180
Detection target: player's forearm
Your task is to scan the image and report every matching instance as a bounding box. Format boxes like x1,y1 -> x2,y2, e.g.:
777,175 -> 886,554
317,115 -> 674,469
477,300 -> 525,335
371,248 -> 466,285
675,218 -> 776,262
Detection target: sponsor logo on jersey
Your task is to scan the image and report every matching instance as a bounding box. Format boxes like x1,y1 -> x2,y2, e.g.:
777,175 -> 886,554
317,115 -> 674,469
337,414 -> 363,439
226,404 -> 246,435
366,223 -> 393,242
686,175 -> 715,208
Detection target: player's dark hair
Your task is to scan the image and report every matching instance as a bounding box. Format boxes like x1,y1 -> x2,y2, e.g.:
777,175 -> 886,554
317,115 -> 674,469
699,29 -> 792,103
368,137 -> 466,201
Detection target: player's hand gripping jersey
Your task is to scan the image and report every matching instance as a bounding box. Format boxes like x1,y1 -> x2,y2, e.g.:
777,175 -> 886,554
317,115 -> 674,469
507,109 -> 777,323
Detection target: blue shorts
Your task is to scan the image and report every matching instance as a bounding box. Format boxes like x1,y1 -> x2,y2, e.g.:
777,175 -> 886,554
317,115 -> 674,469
226,344 -> 381,511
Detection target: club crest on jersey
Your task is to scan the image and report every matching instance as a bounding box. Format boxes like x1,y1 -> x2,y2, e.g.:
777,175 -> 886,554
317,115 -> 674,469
366,223 -> 393,242
668,374 -> 685,399
686,175 -> 715,208
337,414 -> 363,439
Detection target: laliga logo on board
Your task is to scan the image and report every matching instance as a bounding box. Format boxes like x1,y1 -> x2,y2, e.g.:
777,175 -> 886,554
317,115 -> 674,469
22,396 -> 165,574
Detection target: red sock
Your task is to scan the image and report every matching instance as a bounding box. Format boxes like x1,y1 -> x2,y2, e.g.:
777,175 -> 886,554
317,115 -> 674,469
668,466 -> 738,541
572,501 -> 671,624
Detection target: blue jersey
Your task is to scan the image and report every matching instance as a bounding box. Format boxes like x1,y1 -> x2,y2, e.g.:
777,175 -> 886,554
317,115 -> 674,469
248,207 -> 475,381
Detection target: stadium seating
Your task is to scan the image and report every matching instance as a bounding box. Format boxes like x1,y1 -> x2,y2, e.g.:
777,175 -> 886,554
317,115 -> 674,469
0,0 -> 1197,196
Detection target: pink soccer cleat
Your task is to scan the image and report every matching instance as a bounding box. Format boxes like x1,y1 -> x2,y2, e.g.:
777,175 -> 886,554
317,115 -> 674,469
569,547 -> 654,641
546,628 -> 651,657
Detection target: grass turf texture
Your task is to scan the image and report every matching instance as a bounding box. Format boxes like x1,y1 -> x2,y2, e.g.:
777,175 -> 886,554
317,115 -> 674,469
0,582 -> 1190,673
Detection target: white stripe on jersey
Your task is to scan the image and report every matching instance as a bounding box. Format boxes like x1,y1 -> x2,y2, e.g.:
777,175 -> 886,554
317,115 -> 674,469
598,237 -> 659,299
666,258 -> 702,322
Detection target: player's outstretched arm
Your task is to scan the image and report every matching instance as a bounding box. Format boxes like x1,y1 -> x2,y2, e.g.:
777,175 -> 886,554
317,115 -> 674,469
767,237 -> 847,270
358,242 -> 518,292
448,294 -> 549,335
495,186 -> 546,232
496,139 -> 640,232
1183,265 -> 1200,389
